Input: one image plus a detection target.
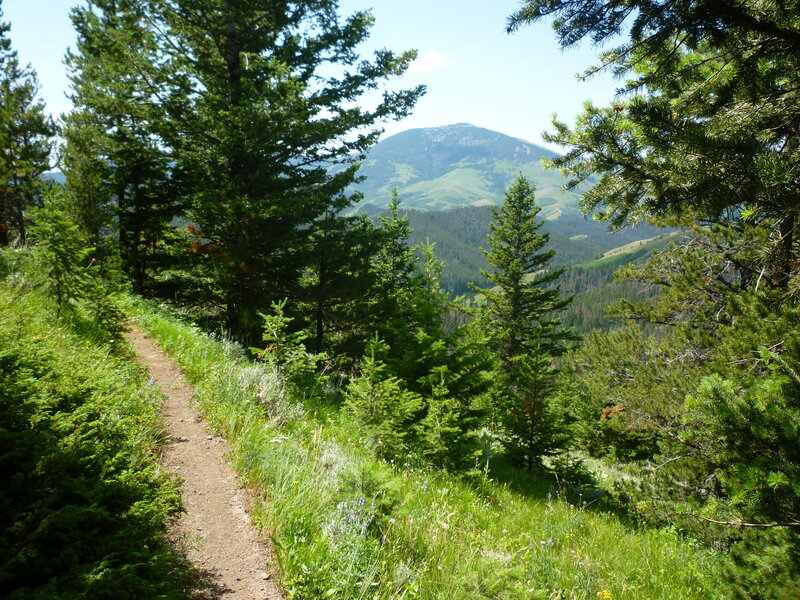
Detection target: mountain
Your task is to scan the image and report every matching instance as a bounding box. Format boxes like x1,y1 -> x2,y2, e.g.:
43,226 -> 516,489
352,123 -> 583,216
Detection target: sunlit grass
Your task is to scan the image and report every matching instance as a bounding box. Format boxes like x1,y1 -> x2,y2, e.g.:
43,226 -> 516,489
127,296 -> 731,600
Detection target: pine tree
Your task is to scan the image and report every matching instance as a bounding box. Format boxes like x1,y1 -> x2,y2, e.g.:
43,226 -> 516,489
64,0 -> 177,290
344,335 -> 423,459
28,190 -> 94,316
149,0 -> 424,341
371,188 -> 420,323
0,4 -> 56,246
509,0 -> 800,286
369,190 -> 442,367
346,226 -> 493,469
471,175 -> 573,470
300,205 -> 380,360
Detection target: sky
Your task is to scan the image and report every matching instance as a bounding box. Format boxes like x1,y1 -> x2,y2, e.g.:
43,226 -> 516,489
2,0 -> 622,151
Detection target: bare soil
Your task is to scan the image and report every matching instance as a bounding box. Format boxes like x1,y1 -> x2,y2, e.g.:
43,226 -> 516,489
127,325 -> 284,600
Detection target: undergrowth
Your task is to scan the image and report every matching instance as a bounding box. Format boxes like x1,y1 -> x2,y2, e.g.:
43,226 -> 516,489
0,280 -> 191,599
128,296 -> 732,600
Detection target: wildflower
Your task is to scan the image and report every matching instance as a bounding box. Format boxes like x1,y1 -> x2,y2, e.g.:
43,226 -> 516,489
597,590 -> 612,600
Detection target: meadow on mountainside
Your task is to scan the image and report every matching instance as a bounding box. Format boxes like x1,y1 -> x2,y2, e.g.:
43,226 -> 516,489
350,123 -> 575,215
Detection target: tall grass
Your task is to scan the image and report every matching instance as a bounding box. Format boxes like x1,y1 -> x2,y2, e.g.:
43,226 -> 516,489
128,297 -> 731,600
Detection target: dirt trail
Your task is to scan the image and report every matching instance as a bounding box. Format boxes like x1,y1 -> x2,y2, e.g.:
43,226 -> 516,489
127,325 -> 284,600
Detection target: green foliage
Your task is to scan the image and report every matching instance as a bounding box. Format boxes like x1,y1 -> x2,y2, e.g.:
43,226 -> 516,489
493,354 -> 570,471
676,295 -> 800,596
471,175 -> 574,470
252,299 -> 328,401
514,0 -> 800,285
0,283 -> 188,598
64,0 -> 179,290
416,369 -> 481,470
300,208 -> 381,361
373,240 -> 451,385
28,190 -> 94,316
562,325 -> 700,461
0,6 -> 56,247
370,188 -> 423,324
413,328 -> 492,470
559,235 -> 800,596
344,335 -> 422,459
26,191 -> 127,343
142,0 -> 422,341
472,175 -> 573,359
346,327 -> 491,470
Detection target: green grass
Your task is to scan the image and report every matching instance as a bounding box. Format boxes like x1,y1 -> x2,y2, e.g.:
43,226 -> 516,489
0,276 -> 191,598
126,297 -> 732,600
584,233 -> 680,270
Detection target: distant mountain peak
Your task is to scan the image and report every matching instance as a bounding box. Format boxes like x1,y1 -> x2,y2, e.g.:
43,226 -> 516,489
353,123 -> 574,214
382,123 -> 555,156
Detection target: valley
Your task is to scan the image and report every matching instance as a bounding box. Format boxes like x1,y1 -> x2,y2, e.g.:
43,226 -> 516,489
351,123 -> 675,331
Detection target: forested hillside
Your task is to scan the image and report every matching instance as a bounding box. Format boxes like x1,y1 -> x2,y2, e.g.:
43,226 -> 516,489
2,0 -> 800,598
404,205 -> 668,291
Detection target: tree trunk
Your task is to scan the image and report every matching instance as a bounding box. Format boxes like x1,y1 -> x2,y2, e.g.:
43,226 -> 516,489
775,212 -> 795,288
315,257 -> 327,356
0,194 -> 9,246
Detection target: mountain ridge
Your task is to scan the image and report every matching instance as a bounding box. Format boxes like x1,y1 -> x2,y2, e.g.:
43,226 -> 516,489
352,123 -> 581,214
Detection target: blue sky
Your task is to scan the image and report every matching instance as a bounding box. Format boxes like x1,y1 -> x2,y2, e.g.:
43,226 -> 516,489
3,0 -> 621,150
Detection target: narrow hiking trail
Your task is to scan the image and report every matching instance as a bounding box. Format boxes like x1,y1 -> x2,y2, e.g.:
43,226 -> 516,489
127,325 -> 284,600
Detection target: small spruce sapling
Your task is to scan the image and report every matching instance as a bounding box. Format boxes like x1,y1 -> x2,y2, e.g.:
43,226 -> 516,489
252,299 -> 328,400
344,334 -> 423,459
28,190 -> 94,316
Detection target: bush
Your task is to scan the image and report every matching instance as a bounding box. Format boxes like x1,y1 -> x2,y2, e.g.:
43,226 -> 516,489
0,285 -> 189,599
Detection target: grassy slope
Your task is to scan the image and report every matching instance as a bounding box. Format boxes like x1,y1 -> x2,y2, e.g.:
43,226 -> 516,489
128,297 -> 730,600
0,278 -> 190,599
351,124 -> 577,214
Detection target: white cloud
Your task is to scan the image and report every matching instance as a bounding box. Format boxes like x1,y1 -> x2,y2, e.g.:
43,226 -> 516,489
407,50 -> 453,74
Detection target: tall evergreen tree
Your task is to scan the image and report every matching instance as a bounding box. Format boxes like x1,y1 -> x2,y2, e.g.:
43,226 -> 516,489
509,0 -> 800,287
149,0 -> 424,341
471,175 -> 572,470
64,0 -> 177,290
0,3 -> 56,246
300,203 -> 380,360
